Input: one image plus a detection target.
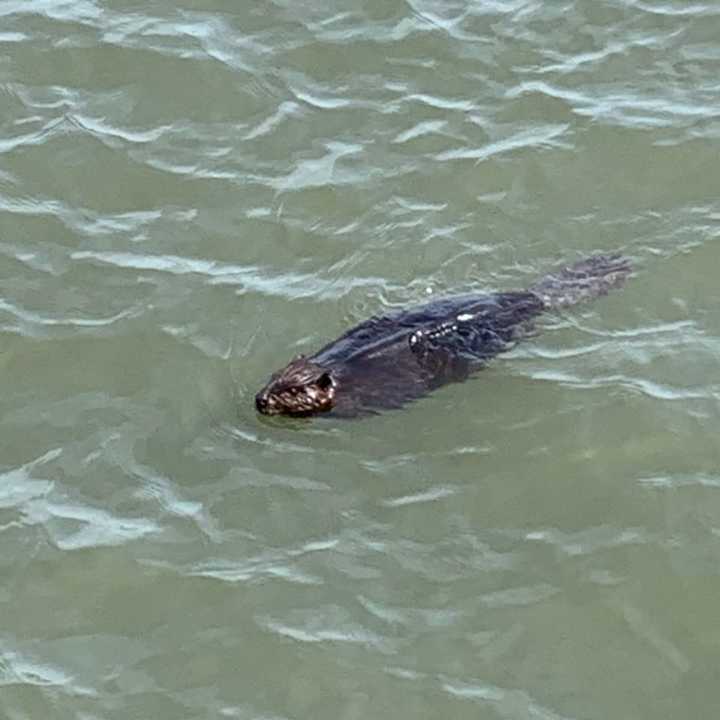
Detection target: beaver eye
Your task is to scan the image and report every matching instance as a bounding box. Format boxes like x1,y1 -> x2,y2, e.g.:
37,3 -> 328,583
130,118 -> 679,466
316,373 -> 333,390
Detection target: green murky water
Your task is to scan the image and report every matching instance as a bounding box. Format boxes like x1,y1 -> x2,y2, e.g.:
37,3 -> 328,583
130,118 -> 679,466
2,1 -> 720,718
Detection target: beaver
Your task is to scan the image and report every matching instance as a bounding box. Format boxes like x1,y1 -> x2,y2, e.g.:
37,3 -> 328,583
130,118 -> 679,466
255,254 -> 631,418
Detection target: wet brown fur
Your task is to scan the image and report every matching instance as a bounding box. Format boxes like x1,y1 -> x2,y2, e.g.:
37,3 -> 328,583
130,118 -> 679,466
255,254 -> 632,418
255,357 -> 335,416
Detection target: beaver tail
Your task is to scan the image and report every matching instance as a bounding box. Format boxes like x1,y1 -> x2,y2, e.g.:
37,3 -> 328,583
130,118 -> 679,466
529,253 -> 632,310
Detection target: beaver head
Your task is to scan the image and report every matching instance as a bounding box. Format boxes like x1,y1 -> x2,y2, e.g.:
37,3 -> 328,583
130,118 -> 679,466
255,356 -> 336,416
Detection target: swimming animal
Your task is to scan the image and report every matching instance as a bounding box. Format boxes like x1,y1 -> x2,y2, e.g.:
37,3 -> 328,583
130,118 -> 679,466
255,254 -> 631,418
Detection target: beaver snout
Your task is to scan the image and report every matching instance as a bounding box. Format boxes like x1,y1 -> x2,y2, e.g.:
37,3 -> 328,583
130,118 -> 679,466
255,392 -> 271,414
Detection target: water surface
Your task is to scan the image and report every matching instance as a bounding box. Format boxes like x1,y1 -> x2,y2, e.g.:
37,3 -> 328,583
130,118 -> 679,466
2,1 -> 720,718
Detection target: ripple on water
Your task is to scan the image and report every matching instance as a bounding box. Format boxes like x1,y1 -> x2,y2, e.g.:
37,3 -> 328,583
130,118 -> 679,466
0,297 -> 140,338
183,538 -> 337,586
0,449 -> 57,513
441,677 -> 573,720
257,608 -> 393,653
2,1 -> 720,718
26,501 -> 160,551
380,485 -> 457,508
1,447 -> 159,552
435,123 -> 571,162
524,524 -> 648,557
70,249 -> 386,299
0,648 -> 95,697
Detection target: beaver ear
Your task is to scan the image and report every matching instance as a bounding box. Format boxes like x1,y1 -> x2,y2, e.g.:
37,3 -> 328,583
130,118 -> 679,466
316,372 -> 333,390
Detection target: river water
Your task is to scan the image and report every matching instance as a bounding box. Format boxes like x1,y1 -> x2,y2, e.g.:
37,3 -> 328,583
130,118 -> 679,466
2,1 -> 720,718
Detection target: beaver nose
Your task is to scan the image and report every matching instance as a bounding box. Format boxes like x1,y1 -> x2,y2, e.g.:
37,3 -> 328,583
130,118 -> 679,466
255,394 -> 269,413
